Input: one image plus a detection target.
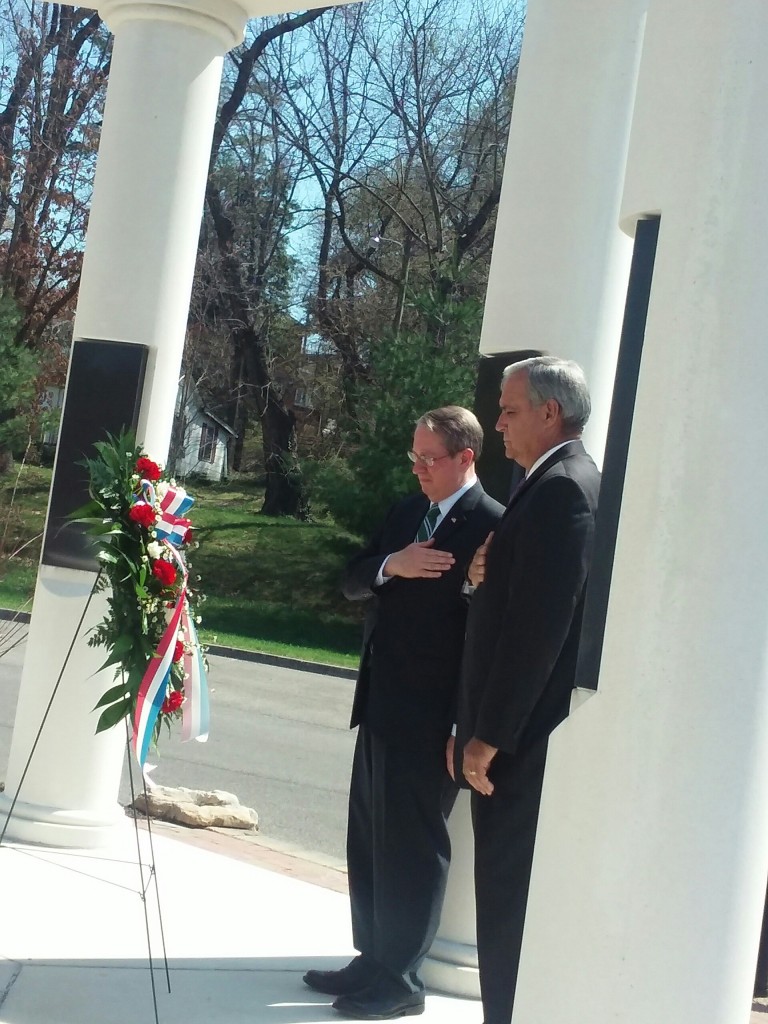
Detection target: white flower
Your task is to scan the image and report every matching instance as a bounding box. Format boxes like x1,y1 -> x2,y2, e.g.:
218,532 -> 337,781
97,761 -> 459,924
147,541 -> 163,559
156,481 -> 169,500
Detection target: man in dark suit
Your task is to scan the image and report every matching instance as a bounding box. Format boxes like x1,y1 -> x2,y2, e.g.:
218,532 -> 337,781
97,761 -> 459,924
303,405 -> 504,1020
456,356 -> 600,1024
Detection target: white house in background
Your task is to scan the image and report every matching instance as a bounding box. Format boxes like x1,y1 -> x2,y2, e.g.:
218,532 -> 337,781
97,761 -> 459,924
171,379 -> 236,482
42,380 -> 236,483
41,387 -> 66,450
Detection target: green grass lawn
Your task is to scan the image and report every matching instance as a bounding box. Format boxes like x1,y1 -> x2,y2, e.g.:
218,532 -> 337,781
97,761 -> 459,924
0,465 -> 365,668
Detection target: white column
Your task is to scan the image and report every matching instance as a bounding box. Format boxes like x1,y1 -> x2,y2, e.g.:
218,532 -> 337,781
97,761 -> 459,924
513,2 -> 768,1021
0,1 -> 251,849
423,792 -> 479,997
427,0 -> 647,999
479,0 -> 647,465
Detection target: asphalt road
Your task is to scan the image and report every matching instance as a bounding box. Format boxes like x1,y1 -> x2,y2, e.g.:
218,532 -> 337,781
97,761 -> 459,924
0,638 -> 358,869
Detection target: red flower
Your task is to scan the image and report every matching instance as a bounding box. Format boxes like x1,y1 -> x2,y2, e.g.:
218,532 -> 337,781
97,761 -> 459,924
129,502 -> 156,528
136,456 -> 162,481
161,689 -> 184,715
152,559 -> 177,587
173,640 -> 184,662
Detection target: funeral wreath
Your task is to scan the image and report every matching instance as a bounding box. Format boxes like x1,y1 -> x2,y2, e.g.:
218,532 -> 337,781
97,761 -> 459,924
76,431 -> 209,765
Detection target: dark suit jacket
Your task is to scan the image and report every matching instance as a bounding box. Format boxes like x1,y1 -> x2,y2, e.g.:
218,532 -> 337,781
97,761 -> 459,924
343,482 -> 504,751
456,442 -> 600,780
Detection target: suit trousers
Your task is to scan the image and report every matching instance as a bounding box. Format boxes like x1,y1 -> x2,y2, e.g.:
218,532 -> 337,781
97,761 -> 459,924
346,724 -> 458,992
471,739 -> 548,1024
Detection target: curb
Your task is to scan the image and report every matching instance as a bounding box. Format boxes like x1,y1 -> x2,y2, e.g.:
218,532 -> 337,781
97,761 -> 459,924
207,644 -> 356,680
0,608 -> 356,681
0,609 -> 30,623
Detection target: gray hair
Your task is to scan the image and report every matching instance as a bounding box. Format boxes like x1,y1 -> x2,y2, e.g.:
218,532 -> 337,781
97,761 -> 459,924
416,406 -> 484,459
501,356 -> 591,432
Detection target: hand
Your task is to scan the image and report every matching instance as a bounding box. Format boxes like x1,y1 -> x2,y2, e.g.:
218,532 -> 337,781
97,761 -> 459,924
467,531 -> 494,587
462,736 -> 497,796
445,735 -> 455,781
384,539 -> 455,579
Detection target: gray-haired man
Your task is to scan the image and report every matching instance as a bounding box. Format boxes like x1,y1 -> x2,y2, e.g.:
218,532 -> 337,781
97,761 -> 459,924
456,357 -> 600,1024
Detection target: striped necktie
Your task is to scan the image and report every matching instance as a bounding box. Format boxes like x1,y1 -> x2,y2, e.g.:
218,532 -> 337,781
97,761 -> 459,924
416,503 -> 441,542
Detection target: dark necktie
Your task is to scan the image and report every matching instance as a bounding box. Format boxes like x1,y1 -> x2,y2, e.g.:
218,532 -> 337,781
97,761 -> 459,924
415,503 -> 440,542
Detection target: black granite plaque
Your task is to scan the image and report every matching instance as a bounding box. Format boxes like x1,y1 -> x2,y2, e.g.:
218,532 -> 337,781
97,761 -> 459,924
41,338 -> 148,572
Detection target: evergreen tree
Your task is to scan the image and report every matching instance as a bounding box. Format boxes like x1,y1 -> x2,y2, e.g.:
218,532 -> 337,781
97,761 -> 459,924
308,285 -> 482,534
0,294 -> 37,472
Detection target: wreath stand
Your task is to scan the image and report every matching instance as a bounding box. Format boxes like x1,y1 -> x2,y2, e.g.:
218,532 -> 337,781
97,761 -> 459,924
0,575 -> 170,1024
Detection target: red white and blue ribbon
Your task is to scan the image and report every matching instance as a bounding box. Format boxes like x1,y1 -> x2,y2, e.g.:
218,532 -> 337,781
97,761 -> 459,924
155,486 -> 193,547
137,480 -> 193,548
181,609 -> 209,743
132,591 -> 185,767
130,486 -> 209,767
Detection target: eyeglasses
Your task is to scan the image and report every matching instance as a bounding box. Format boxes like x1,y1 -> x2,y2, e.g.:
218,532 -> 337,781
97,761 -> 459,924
407,450 -> 452,468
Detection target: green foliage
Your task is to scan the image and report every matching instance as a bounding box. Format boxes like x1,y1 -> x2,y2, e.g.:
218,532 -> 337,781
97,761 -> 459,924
0,294 -> 38,457
306,289 -> 482,536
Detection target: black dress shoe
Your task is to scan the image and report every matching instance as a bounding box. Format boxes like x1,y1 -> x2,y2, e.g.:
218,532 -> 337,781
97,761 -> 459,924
303,956 -> 380,996
331,988 -> 425,1020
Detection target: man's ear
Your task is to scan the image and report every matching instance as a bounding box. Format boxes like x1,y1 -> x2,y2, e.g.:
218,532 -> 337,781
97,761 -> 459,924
461,447 -> 475,466
543,398 -> 561,424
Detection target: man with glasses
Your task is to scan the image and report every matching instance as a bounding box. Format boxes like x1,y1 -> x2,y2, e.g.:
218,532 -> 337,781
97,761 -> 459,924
303,406 -> 503,1020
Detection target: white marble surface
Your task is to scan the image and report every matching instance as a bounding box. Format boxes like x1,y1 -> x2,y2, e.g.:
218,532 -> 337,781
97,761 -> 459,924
0,829 -> 482,1024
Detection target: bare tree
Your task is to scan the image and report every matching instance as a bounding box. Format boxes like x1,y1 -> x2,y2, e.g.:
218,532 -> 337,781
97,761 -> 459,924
0,2 -> 109,470
264,0 -> 523,415
264,7 -> 389,416
0,2 -> 109,345
196,9 -> 329,515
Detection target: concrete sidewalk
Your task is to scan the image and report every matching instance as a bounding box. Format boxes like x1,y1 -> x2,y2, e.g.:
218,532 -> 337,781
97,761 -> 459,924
0,821 -> 482,1024
1,821 -> 767,1024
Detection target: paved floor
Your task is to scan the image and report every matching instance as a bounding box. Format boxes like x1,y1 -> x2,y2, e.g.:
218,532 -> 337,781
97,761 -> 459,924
0,819 -> 482,1024
1,816 -> 767,1024
1,633 -> 765,1024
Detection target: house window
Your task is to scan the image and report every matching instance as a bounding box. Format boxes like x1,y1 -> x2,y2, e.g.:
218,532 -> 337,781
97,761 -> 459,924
199,423 -> 217,463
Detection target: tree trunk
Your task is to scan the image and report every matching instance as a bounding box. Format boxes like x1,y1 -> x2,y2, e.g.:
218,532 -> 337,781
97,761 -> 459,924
239,326 -> 302,517
260,400 -> 301,517
206,184 -> 301,515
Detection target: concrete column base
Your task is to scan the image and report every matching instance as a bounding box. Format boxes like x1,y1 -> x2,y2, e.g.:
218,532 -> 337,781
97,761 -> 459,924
423,791 -> 480,999
0,795 -> 128,849
1,570 -> 128,849
423,936 -> 479,998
